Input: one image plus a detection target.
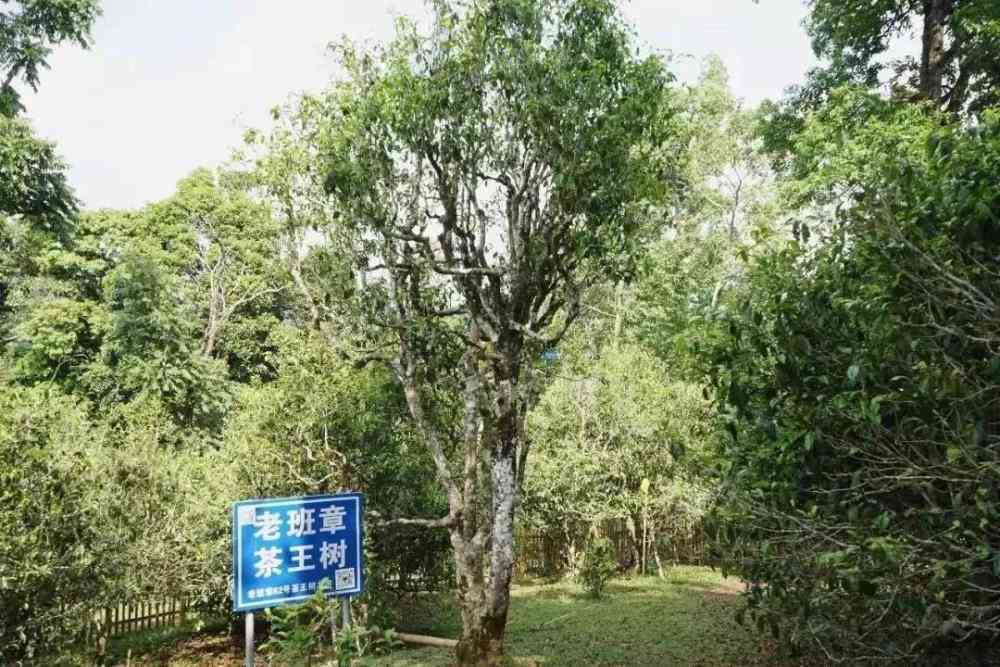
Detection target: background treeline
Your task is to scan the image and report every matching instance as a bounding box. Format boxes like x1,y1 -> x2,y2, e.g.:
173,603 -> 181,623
2,0 -> 999,664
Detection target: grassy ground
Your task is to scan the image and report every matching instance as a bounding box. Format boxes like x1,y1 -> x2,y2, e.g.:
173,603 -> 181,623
106,567 -> 789,666
380,568 -> 774,667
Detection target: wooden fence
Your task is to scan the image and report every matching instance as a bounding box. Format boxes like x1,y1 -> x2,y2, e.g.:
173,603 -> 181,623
101,598 -> 188,637
83,522 -> 705,640
515,518 -> 708,578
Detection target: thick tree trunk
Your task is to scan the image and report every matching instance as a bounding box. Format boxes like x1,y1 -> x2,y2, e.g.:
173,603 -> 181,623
395,314 -> 530,665
454,609 -> 508,666
452,529 -> 498,666
453,397 -> 521,666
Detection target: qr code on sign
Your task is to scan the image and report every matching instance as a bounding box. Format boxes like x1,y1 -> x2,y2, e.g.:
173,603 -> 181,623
335,568 -> 356,591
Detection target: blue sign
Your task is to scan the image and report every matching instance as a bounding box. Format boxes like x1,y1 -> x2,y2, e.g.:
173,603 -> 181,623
232,493 -> 364,612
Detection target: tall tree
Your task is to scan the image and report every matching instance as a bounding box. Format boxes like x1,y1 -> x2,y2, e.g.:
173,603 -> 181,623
804,0 -> 1000,113
1,0 -> 101,338
307,0 -> 678,662
678,56 -> 773,240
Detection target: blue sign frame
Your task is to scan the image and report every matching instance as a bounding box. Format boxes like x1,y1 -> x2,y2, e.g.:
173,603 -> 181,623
232,493 -> 364,612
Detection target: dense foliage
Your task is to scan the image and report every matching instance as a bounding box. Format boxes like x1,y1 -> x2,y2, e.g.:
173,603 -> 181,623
4,0 -> 1000,665
1,0 -> 102,116
709,102 -> 1000,660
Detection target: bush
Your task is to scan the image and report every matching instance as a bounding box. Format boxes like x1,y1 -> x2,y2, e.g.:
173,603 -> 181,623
262,583 -> 401,667
222,332 -> 453,618
709,111 -> 1000,660
262,585 -> 336,665
0,387 -> 116,663
578,537 -> 618,599
522,340 -> 713,577
0,387 -> 239,664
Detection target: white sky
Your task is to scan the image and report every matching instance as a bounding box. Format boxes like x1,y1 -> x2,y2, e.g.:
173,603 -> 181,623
20,0 -> 818,211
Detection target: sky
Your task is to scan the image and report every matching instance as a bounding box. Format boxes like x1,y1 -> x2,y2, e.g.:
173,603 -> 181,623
21,0 -> 819,211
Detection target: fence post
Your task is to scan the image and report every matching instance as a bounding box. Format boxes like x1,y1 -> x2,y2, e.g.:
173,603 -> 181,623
96,607 -> 111,659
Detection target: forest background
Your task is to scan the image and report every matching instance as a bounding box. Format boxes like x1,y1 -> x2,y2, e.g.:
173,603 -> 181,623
2,0 -> 999,664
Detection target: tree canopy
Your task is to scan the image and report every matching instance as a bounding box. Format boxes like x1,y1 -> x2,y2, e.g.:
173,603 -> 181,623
309,0 -> 680,661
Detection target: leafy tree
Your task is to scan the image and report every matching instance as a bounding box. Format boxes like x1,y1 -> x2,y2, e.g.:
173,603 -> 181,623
294,1 -> 680,662
0,116 -> 77,332
0,386 -> 114,662
633,56 -> 779,382
772,87 -> 938,212
6,170 -> 285,422
677,56 -> 774,240
0,0 -> 99,338
95,252 -> 231,431
224,329 -> 454,620
709,104 -> 1000,661
229,97 -> 347,344
805,0 -> 1000,113
756,0 -> 1000,166
0,0 -> 102,117
6,208 -> 132,390
524,340 -> 711,575
0,116 -> 75,229
141,169 -> 286,377
520,55 -> 771,584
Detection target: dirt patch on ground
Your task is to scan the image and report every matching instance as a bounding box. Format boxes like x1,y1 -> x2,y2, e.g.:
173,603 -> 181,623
124,634 -> 246,667
709,576 -> 745,595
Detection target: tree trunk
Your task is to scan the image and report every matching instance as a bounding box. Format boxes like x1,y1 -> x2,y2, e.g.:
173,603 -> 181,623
651,522 -> 664,578
920,0 -> 952,103
453,388 -> 521,666
625,516 -> 641,576
641,506 -> 648,577
454,607 -> 508,666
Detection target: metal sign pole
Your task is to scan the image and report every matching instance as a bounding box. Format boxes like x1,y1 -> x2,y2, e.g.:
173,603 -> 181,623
341,597 -> 351,629
245,611 -> 254,667
330,605 -> 338,645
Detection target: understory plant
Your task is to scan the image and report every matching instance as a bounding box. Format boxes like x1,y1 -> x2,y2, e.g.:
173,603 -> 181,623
262,583 -> 400,666
579,537 -> 618,599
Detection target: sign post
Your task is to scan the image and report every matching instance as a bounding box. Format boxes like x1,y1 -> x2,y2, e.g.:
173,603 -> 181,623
342,596 -> 351,627
232,493 -> 365,663
244,611 -> 254,667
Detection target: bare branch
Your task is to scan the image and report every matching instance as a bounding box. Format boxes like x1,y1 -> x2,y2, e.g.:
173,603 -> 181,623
368,510 -> 458,529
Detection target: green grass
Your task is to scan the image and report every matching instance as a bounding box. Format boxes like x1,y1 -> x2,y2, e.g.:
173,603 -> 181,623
379,567 -> 772,666
105,567 -> 784,666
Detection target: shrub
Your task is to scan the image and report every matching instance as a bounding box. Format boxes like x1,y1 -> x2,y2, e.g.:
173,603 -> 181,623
578,537 -> 618,599
262,583 -> 401,666
709,111 -> 1000,660
0,387 -> 115,663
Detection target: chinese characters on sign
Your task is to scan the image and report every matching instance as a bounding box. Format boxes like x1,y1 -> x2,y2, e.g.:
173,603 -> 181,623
232,493 -> 363,612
